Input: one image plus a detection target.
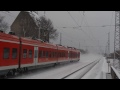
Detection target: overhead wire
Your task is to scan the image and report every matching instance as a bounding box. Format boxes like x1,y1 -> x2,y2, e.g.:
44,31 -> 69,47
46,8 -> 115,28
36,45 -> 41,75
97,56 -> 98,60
67,11 -> 95,42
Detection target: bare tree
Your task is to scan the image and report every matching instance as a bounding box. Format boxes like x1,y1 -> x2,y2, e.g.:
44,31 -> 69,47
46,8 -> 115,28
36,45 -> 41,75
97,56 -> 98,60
0,15 -> 8,32
38,16 -> 58,41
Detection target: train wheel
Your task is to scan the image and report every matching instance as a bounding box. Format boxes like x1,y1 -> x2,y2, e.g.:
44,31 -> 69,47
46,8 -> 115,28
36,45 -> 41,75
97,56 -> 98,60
7,70 -> 14,76
17,68 -> 23,73
12,69 -> 16,76
53,63 -> 57,67
1,75 -> 7,79
24,67 -> 28,72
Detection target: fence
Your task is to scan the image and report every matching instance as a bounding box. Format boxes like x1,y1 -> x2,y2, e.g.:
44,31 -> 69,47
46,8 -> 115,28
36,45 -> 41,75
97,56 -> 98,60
111,66 -> 120,79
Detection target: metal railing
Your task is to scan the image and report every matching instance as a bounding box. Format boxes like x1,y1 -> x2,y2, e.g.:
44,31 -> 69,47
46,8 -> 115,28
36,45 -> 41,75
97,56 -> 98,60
111,66 -> 120,79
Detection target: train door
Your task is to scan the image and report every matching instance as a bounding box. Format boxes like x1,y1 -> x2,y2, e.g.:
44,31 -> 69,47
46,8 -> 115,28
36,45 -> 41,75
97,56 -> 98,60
34,47 -> 38,66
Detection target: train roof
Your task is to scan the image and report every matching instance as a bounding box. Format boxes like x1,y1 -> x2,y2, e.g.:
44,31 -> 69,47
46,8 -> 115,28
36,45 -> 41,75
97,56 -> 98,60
57,45 -> 69,51
21,37 -> 57,49
0,32 -> 80,51
0,32 -> 19,42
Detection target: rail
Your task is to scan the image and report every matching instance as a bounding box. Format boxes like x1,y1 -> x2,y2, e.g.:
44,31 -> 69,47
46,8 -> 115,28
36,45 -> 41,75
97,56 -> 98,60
111,66 -> 120,79
62,59 -> 101,79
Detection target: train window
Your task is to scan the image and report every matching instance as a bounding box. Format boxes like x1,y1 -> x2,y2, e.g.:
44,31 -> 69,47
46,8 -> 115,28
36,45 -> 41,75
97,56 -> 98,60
39,51 -> 43,58
56,52 -> 57,57
53,52 -> 55,58
53,52 -> 54,58
12,48 -> 17,59
23,49 -> 27,58
3,48 -> 10,59
59,53 -> 60,57
55,52 -> 56,57
51,52 -> 53,58
49,52 -> 51,58
46,51 -> 48,58
29,50 -> 32,58
43,51 -> 45,57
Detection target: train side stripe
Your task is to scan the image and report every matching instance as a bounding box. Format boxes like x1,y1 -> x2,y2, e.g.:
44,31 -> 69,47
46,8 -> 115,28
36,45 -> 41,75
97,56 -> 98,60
0,65 -> 18,71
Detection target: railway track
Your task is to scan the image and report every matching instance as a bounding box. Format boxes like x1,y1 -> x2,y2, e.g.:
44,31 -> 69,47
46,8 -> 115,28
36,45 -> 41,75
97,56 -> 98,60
62,59 -> 101,79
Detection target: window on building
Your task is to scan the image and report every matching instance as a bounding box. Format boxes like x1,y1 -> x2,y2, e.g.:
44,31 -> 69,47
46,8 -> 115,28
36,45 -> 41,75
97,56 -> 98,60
3,48 -> 10,59
23,49 -> 27,58
12,48 -> 17,59
29,50 -> 32,58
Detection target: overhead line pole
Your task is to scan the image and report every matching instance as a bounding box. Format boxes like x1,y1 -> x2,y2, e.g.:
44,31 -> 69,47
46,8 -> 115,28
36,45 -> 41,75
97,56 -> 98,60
114,11 -> 120,68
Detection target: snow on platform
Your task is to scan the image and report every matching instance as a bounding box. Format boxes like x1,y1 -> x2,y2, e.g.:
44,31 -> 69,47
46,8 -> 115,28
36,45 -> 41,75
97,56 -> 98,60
82,57 -> 109,79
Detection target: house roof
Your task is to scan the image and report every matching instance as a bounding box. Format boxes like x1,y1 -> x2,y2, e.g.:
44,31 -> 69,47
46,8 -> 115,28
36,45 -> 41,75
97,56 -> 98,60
0,11 -> 40,33
25,11 -> 40,27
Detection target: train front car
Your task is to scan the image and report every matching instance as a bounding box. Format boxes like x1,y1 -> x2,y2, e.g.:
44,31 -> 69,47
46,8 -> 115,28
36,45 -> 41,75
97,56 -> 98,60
74,49 -> 80,61
77,49 -> 80,61
67,47 -> 80,62
0,32 -> 19,76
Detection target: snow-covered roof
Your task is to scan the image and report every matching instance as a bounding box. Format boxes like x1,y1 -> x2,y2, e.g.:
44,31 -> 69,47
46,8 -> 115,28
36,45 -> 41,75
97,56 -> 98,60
25,11 -> 40,27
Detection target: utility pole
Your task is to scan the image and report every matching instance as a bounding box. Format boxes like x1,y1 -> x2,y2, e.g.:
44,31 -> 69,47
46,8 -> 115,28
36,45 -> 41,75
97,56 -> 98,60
38,27 -> 40,39
107,32 -> 110,73
84,40 -> 86,50
114,11 -> 120,68
79,42 -> 80,50
108,32 -> 110,57
105,45 -> 107,57
60,33 -> 62,45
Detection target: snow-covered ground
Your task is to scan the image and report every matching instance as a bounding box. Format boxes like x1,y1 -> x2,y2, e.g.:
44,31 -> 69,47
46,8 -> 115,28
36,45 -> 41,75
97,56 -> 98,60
82,57 -> 109,79
12,53 -> 102,79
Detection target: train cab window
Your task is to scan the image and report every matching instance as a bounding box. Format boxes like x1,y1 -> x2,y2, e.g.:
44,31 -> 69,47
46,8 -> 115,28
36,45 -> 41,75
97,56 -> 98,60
23,49 -> 27,58
3,48 -> 10,59
29,50 -> 32,58
12,48 -> 17,59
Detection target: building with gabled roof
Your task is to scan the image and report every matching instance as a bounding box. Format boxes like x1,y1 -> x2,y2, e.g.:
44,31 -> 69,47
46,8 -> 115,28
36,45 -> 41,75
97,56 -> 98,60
11,11 -> 49,43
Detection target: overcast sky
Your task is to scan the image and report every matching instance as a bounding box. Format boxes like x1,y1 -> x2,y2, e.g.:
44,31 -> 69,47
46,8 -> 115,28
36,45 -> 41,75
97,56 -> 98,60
0,11 -> 115,54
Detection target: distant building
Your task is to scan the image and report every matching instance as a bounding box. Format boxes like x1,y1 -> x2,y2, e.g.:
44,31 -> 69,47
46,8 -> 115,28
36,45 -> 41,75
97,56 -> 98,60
11,11 -> 49,42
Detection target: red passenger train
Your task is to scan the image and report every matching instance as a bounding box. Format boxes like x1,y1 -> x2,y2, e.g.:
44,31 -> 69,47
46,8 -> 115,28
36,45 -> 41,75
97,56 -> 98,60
0,31 -> 80,76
